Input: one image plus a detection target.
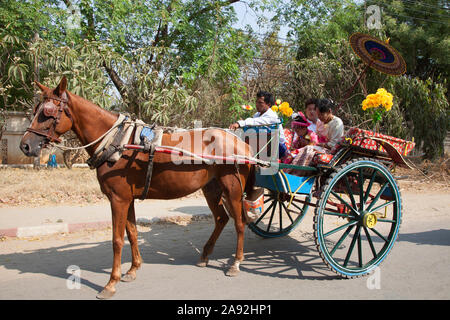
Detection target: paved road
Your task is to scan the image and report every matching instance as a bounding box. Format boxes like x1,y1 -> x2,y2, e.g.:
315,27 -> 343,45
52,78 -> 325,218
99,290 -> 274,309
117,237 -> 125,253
0,192 -> 449,300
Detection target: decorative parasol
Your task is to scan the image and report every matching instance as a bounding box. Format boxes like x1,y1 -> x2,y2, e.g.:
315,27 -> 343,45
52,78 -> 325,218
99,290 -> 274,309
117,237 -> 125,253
349,32 -> 406,76
336,33 -> 406,110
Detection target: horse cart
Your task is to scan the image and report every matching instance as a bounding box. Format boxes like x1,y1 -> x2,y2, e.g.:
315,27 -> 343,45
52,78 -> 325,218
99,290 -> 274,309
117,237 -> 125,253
21,76 -> 415,299
231,123 -> 415,279
124,122 -> 414,279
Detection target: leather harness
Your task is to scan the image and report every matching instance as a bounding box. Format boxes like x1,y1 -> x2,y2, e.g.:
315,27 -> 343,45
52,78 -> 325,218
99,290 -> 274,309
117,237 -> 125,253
27,94 -> 72,144
28,95 -> 156,200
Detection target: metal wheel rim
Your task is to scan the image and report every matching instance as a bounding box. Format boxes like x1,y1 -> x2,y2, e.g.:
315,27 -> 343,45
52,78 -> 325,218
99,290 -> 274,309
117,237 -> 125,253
315,159 -> 402,277
248,189 -> 310,238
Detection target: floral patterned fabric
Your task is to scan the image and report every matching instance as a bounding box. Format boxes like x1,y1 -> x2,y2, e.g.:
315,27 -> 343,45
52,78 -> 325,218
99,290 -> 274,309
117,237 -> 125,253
346,128 -> 415,156
312,153 -> 334,165
284,129 -> 294,150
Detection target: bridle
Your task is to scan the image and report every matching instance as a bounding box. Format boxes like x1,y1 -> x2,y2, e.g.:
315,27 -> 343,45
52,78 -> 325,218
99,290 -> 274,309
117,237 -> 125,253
27,94 -> 73,144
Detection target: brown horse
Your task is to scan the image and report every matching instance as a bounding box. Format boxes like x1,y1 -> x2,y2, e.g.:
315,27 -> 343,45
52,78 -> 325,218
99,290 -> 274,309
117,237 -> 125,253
20,76 -> 255,299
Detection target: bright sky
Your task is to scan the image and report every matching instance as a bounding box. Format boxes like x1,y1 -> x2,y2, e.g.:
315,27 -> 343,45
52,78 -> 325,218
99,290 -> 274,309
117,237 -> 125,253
231,1 -> 292,41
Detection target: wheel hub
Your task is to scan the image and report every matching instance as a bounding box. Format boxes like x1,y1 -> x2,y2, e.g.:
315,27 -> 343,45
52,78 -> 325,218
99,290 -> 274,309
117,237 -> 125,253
362,212 -> 377,228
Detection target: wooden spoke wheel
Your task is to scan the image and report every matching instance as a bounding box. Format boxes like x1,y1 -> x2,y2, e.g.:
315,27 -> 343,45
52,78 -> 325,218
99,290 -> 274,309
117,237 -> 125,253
314,158 -> 402,278
248,189 -> 310,238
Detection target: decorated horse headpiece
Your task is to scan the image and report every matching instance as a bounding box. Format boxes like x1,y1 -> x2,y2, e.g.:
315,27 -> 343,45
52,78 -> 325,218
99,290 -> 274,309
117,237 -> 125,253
28,92 -> 72,143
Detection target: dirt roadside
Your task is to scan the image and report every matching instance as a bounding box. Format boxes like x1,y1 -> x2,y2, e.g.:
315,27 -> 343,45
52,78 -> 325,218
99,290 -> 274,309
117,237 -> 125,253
0,159 -> 448,208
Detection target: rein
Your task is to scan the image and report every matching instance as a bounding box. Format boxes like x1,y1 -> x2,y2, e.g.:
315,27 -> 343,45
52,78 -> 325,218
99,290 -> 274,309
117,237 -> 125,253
48,117 -> 131,151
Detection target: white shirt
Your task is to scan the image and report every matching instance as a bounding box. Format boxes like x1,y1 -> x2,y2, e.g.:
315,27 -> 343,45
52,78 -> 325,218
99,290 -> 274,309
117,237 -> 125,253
325,116 -> 344,148
237,108 -> 286,144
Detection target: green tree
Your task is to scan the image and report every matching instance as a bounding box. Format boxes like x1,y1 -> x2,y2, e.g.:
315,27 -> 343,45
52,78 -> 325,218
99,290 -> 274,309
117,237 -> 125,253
0,0 -> 259,127
269,0 -> 449,159
369,0 -> 450,81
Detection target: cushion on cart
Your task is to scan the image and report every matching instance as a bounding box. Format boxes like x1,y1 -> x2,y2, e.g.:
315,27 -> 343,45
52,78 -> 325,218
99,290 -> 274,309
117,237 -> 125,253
345,127 -> 415,156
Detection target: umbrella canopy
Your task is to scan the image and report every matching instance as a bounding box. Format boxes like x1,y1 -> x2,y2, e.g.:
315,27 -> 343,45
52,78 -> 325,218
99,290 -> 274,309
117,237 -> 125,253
349,33 -> 406,76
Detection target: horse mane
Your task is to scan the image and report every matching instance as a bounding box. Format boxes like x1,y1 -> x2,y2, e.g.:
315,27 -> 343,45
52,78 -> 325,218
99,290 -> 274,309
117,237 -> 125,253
67,90 -> 118,119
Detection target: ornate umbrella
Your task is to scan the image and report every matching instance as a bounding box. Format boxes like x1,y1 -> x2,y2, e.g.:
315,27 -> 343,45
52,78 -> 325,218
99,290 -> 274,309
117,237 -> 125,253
336,33 -> 406,110
349,32 -> 406,76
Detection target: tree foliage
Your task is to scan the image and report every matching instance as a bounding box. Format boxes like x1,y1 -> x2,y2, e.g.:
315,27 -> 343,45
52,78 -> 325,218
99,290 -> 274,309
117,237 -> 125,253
370,0 -> 450,81
268,0 -> 449,159
0,0 -> 256,127
0,0 -> 448,159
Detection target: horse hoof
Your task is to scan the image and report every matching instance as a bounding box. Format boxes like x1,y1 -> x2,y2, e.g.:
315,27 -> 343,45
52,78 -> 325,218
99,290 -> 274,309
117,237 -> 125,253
96,288 -> 116,300
225,266 -> 240,277
121,273 -> 136,282
196,258 -> 209,268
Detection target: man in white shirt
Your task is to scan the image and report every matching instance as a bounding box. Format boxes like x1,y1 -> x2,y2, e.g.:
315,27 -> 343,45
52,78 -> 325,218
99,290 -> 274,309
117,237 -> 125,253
229,91 -> 287,158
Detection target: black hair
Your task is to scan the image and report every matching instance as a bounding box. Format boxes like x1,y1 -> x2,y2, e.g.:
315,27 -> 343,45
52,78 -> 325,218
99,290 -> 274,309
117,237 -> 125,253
316,99 -> 335,113
256,90 -> 275,106
305,98 -> 318,108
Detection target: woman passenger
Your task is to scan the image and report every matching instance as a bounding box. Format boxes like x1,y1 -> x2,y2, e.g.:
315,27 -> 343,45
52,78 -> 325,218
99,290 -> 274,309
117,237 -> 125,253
315,99 -> 344,150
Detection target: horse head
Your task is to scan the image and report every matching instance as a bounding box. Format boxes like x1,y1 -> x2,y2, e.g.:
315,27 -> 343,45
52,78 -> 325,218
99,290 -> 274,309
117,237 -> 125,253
20,76 -> 73,157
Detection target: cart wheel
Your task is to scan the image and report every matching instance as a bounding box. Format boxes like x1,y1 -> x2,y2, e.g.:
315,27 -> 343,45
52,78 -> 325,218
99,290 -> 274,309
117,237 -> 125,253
248,189 -> 310,238
314,158 -> 402,278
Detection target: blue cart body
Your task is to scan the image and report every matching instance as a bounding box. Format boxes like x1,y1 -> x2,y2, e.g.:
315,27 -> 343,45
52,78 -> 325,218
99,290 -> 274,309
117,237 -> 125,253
255,170 -> 315,195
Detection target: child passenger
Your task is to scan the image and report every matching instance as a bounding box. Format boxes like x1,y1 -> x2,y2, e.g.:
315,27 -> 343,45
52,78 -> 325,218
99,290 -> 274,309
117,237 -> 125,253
282,112 -> 318,164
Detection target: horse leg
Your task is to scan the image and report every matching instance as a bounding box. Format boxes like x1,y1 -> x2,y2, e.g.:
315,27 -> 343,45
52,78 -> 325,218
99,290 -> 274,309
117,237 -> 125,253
225,199 -> 246,277
122,200 -> 142,282
197,179 -> 229,267
219,173 -> 247,277
97,196 -> 130,299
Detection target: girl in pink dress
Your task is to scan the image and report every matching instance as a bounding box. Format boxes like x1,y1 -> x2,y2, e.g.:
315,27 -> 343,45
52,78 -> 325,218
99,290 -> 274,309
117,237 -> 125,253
282,112 -> 318,164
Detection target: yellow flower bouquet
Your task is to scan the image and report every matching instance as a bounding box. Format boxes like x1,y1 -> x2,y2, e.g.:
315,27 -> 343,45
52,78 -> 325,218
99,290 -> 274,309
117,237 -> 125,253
361,88 -> 394,128
271,99 -> 293,124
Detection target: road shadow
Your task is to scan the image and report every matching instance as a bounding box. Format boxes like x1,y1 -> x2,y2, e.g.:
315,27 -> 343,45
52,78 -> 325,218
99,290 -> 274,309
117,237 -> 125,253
169,205 -> 211,215
398,229 -> 450,246
0,221 -> 338,294
214,230 -> 339,280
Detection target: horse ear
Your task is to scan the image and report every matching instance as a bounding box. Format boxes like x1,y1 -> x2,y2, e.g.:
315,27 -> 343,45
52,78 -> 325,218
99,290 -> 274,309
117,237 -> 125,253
34,81 -> 49,93
54,76 -> 67,97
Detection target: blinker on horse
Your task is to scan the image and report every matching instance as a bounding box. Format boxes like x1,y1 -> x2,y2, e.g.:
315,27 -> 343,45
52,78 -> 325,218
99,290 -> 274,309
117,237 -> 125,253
20,76 -> 256,299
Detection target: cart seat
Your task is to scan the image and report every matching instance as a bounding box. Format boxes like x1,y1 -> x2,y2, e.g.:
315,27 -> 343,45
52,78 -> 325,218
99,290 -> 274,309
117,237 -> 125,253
345,127 -> 415,156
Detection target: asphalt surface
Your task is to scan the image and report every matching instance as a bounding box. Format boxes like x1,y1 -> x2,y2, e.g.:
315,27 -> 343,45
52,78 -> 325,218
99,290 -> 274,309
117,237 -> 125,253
0,192 -> 449,300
